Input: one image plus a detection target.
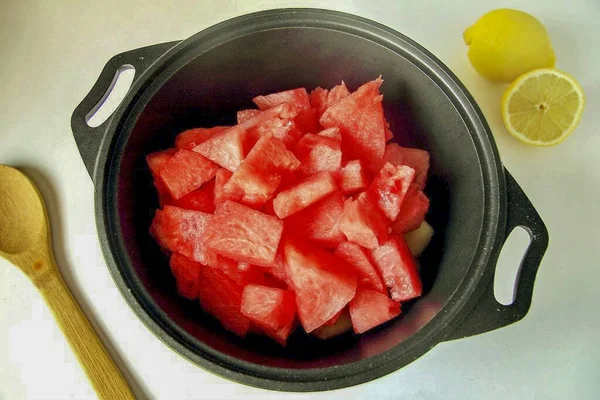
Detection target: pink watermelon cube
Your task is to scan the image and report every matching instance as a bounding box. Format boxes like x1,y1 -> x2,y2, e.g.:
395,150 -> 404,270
337,159 -> 369,195
169,253 -> 202,300
382,143 -> 430,189
253,87 -> 311,112
293,133 -> 342,176
237,109 -> 262,124
334,242 -> 387,293
252,117 -> 303,149
175,126 -> 229,150
213,168 -> 232,207
203,200 -> 284,266
369,162 -> 415,221
339,192 -> 389,250
317,127 -> 342,141
241,285 -> 296,345
146,148 -> 176,206
159,149 -> 218,200
349,289 -> 401,333
371,236 -> 422,302
272,171 -> 338,219
310,82 -> 351,114
171,179 -> 215,213
391,186 -> 430,233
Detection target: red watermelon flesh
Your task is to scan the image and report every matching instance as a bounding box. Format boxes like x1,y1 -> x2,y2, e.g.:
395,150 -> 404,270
310,82 -> 351,114
382,143 -> 430,189
391,186 -> 430,233
251,117 -> 303,149
369,162 -> 415,221
196,263 -> 251,337
214,168 -> 232,207
283,238 -> 357,332
222,133 -> 300,208
337,159 -> 369,195
203,200 -> 284,266
150,206 -> 214,265
293,133 -> 342,176
264,254 -> 290,285
147,149 -> 176,206
273,172 -> 338,219
339,192 -> 389,250
169,253 -> 202,299
171,179 -> 215,213
349,289 -> 401,333
294,108 -> 321,135
193,103 -> 297,172
241,285 -> 296,345
159,149 -> 218,200
323,309 -> 343,326
253,87 -> 311,112
385,127 -> 394,142
371,236 -> 422,302
285,191 -> 345,248
317,127 -> 342,141
334,242 -> 386,293
237,109 -> 262,124
320,78 -> 386,167
175,126 -> 229,150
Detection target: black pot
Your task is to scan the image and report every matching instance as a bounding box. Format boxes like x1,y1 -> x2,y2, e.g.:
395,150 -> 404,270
71,9 -> 548,392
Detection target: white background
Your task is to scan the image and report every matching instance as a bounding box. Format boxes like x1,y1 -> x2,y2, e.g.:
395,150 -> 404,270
1,0 -> 599,399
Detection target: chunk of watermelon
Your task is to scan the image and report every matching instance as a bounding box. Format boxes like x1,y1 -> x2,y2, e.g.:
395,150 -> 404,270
171,179 -> 215,213
294,108 -> 321,135
349,289 -> 401,334
146,148 -> 176,206
251,117 -> 303,149
196,263 -> 251,337
150,206 -> 214,265
369,162 -> 415,221
293,133 -> 342,176
193,103 -> 297,172
203,200 -> 284,266
385,126 -> 394,142
159,149 -> 218,200
339,192 -> 389,250
237,109 -> 262,124
391,187 -> 430,233
320,78 -> 386,167
222,133 -> 300,208
253,87 -> 311,112
241,285 -> 296,345
175,126 -> 229,150
283,238 -> 357,332
207,256 -> 273,287
213,168 -> 232,207
317,127 -> 342,141
285,191 -> 345,248
310,82 -> 351,114
264,254 -> 290,286
334,242 -> 386,293
337,160 -> 369,195
273,172 -> 338,219
371,236 -> 422,302
382,143 -> 430,189
169,253 -> 201,299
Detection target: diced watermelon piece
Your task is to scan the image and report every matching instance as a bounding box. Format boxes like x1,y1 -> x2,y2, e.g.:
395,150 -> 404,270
237,109 -> 262,124
334,242 -> 387,293
241,285 -> 296,345
147,149 -> 176,206
193,103 -> 297,172
203,200 -> 284,266
382,143 -> 430,189
391,187 -> 430,233
320,78 -> 386,166
214,168 -> 232,207
273,172 -> 338,219
171,179 -> 215,213
293,133 -> 342,176
294,108 -> 321,135
159,149 -> 218,200
175,126 -> 229,150
251,117 -> 303,149
150,206 -> 213,265
222,133 -> 300,208
371,236 -> 422,302
349,289 -> 401,334
206,256 -> 273,287
337,160 -> 369,195
264,254 -> 290,285
283,238 -> 357,332
310,82 -> 351,114
285,191 -> 345,248
339,192 -> 389,250
369,162 -> 415,221
169,253 -> 201,299
253,88 -> 311,112
312,309 -> 353,339
317,127 -> 342,141
196,263 -> 250,337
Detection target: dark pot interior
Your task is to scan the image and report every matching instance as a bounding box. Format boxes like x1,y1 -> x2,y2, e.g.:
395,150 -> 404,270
112,25 -> 487,370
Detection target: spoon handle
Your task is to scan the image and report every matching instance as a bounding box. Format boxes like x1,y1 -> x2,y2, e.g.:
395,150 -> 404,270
37,268 -> 135,400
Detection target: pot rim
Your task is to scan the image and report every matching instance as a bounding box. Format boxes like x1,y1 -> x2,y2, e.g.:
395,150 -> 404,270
93,8 -> 505,391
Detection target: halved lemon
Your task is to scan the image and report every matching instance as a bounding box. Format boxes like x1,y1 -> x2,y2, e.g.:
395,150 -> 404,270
501,68 -> 585,146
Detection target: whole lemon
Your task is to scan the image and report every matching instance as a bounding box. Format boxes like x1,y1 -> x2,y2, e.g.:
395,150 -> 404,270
464,9 -> 555,83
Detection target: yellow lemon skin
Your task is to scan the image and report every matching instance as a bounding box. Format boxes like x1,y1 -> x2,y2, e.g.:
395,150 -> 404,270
464,9 -> 556,83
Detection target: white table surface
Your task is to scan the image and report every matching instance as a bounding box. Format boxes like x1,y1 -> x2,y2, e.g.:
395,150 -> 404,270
1,0 -> 599,399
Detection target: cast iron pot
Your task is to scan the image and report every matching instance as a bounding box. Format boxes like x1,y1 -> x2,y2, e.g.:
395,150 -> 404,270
71,9 -> 549,392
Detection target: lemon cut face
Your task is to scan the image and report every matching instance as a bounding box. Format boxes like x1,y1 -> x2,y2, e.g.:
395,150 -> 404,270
502,68 -> 585,146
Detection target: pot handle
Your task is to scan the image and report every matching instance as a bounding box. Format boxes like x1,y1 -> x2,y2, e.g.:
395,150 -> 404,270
71,41 -> 180,180
444,169 -> 549,340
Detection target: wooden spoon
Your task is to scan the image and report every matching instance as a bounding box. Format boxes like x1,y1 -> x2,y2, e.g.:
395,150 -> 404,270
0,165 -> 134,400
